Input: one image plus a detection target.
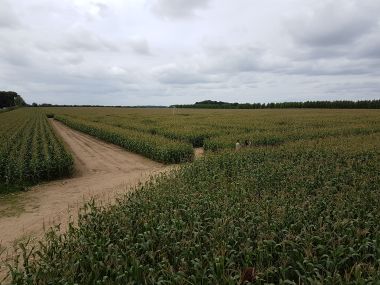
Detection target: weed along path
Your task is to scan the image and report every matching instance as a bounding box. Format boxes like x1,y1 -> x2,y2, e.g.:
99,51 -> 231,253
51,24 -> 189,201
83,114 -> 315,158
0,120 -> 171,256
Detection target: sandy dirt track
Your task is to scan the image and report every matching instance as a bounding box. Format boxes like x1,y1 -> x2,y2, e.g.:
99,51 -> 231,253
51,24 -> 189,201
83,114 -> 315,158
0,120 -> 171,257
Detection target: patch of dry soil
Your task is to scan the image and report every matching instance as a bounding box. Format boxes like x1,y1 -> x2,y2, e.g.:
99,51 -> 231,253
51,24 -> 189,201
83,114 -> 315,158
194,147 -> 205,159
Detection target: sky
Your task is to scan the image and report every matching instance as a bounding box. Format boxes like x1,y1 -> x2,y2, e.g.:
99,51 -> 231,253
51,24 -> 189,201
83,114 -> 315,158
0,0 -> 379,106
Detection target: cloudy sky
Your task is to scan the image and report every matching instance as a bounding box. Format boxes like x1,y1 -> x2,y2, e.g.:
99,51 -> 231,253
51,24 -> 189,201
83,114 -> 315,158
0,0 -> 379,105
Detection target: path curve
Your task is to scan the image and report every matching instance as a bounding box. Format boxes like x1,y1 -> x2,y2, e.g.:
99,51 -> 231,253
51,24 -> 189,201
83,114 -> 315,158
0,120 -> 171,255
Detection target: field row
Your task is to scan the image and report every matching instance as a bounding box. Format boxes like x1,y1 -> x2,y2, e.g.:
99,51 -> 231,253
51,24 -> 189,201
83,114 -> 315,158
0,109 -> 73,192
55,115 -> 194,164
10,133 -> 380,284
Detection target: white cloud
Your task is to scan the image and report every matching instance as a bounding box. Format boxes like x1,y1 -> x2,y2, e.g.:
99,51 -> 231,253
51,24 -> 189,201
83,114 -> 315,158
109,66 -> 126,76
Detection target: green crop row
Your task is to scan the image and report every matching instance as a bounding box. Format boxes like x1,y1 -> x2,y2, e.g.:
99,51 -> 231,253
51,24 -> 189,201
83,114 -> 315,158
93,117 -> 217,147
0,109 -> 73,192
54,115 -> 194,164
203,125 -> 380,151
8,133 -> 380,284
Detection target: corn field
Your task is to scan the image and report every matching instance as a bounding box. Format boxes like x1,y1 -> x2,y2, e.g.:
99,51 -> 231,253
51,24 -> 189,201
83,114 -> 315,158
46,107 -> 380,150
7,108 -> 380,284
0,108 -> 73,192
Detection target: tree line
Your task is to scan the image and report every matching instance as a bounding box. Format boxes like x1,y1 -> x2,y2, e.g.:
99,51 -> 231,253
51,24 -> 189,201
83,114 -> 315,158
0,91 -> 26,108
2,90 -> 379,109
173,99 -> 380,109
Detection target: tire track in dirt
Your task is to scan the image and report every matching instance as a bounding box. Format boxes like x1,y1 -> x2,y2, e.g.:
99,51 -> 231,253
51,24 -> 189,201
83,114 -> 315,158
0,120 -> 174,265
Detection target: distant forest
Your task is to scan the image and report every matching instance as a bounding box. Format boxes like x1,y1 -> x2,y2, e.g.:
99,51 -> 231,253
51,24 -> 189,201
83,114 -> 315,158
173,99 -> 380,109
0,91 -> 26,108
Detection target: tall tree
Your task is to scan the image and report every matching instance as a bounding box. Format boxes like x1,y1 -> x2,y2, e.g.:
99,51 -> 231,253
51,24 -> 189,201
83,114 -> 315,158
0,91 -> 26,108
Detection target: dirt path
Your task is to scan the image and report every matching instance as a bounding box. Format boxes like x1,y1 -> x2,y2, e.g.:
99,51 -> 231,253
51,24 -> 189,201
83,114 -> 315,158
0,120 -> 171,259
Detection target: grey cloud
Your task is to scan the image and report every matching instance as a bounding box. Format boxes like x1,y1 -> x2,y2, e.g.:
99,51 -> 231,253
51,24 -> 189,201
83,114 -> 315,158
277,1 -> 380,76
128,38 -> 151,55
158,73 -> 210,85
0,44 -> 34,67
324,81 -> 380,98
200,45 -> 261,73
287,0 -> 379,47
152,46 -> 272,86
199,40 -> 380,78
0,0 -> 20,29
151,0 -> 211,19
1,61 -> 135,105
200,44 -> 288,75
154,64 -> 216,85
0,39 -> 137,103
90,3 -> 108,18
354,31 -> 380,59
282,61 -> 377,76
60,30 -> 118,52
285,29 -> 380,62
0,34 -> 87,68
361,44 -> 380,59
61,53 -> 85,65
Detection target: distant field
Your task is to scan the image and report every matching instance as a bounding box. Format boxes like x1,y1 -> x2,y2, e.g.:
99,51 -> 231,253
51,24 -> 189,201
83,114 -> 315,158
47,107 -> 380,150
6,107 -> 380,284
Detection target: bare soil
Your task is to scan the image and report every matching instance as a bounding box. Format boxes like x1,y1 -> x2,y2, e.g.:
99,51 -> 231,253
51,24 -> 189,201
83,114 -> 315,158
0,120 -> 172,263
194,147 -> 205,159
